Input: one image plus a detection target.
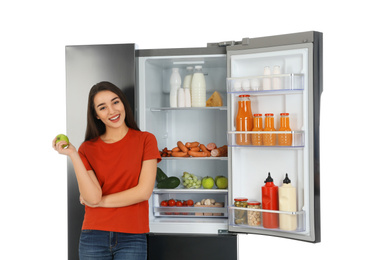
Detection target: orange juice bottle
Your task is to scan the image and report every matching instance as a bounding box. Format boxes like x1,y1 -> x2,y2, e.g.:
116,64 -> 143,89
263,113 -> 276,146
235,95 -> 253,145
251,113 -> 263,146
278,113 -> 292,146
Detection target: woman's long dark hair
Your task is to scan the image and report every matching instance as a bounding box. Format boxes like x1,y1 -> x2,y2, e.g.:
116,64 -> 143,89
84,81 -> 140,142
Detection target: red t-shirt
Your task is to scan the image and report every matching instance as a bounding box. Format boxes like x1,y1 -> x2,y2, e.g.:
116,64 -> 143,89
78,128 -> 161,233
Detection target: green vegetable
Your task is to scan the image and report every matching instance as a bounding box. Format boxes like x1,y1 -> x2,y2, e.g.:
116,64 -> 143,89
157,177 -> 180,189
156,167 -> 168,183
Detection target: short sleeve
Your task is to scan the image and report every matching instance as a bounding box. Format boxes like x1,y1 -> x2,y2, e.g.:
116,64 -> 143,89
78,143 -> 93,171
143,132 -> 162,163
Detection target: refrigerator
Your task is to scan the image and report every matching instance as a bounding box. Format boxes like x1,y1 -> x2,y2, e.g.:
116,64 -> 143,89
65,31 -> 322,260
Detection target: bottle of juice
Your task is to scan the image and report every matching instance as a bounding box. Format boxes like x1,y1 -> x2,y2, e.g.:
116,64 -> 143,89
251,113 -> 263,146
279,173 -> 297,231
278,113 -> 292,146
263,113 -> 276,146
235,95 -> 253,145
261,172 -> 279,229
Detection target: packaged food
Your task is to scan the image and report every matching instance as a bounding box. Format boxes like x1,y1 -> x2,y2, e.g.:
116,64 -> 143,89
234,197 -> 248,224
247,201 -> 261,226
278,113 -> 292,146
263,113 -> 276,146
252,113 -> 263,146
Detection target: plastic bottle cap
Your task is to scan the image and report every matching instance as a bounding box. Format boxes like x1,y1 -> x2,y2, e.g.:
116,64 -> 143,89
264,172 -> 274,183
234,197 -> 248,202
265,113 -> 274,117
254,114 -> 262,117
280,113 -> 289,116
283,173 -> 291,184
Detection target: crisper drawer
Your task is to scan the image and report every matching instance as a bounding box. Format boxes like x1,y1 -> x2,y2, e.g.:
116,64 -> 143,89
152,189 -> 228,218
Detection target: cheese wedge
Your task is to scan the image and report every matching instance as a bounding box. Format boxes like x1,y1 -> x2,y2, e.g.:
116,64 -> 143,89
206,91 -> 223,107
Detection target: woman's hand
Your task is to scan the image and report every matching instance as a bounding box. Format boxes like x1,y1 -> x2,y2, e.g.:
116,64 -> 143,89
52,136 -> 77,157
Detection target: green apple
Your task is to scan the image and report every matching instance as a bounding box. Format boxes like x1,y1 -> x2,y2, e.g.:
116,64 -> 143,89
215,176 -> 228,189
55,134 -> 69,148
202,176 -> 214,189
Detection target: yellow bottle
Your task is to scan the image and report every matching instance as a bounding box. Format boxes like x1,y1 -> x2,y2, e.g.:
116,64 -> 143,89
279,173 -> 297,231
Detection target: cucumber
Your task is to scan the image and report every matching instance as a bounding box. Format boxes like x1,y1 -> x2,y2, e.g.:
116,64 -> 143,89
156,167 -> 168,183
157,176 -> 181,189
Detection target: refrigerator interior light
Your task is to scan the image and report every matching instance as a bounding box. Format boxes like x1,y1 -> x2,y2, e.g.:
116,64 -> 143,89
173,60 -> 205,65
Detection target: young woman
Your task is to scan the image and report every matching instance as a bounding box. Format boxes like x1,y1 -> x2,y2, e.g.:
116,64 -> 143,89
53,81 -> 161,260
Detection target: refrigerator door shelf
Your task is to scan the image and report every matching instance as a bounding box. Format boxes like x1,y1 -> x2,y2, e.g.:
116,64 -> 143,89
227,130 -> 305,147
227,73 -> 304,93
228,206 -> 306,233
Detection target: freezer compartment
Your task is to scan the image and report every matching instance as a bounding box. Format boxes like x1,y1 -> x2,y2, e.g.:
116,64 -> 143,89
228,206 -> 306,233
152,189 -> 228,218
227,130 -> 305,147
227,73 -> 304,93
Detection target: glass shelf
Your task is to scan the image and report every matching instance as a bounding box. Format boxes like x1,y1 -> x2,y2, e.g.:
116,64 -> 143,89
150,106 -> 227,112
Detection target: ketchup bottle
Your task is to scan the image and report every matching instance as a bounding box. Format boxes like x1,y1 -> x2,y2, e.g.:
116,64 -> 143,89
261,172 -> 279,228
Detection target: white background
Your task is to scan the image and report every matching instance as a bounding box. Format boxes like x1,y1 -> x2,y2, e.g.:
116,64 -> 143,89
1,0 -> 371,259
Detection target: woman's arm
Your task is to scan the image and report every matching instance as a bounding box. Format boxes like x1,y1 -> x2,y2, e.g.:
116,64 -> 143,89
53,138 -> 102,205
90,159 -> 157,208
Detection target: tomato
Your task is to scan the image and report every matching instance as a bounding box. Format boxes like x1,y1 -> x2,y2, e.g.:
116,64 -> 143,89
168,199 -> 176,207
183,200 -> 188,206
161,200 -> 168,207
176,201 -> 183,207
187,199 -> 194,206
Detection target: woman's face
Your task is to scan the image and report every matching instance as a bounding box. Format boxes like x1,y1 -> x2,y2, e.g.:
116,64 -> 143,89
94,90 -> 126,129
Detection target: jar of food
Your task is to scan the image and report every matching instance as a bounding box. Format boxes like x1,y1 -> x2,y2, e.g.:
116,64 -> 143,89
234,197 -> 248,224
247,201 -> 261,226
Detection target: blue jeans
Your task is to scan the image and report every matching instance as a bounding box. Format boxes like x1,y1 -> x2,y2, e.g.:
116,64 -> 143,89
79,230 -> 147,260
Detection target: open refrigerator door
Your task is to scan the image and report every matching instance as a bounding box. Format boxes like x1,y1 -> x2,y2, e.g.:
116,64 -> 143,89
226,32 -> 322,242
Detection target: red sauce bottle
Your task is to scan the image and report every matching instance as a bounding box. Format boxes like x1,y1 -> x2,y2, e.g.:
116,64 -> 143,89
261,172 -> 279,228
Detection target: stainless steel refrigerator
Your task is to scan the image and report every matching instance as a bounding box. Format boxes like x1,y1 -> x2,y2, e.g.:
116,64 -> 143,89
65,31 -> 322,260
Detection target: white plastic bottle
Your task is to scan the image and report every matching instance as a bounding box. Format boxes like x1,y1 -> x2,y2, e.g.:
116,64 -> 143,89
177,88 -> 185,107
263,66 -> 271,90
279,173 -> 297,231
273,65 -> 282,90
191,65 -> 206,107
183,66 -> 193,107
170,68 -> 181,107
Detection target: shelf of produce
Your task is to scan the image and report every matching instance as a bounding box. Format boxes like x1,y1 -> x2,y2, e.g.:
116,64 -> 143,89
226,73 -> 304,94
150,106 -> 227,112
153,188 -> 228,194
228,206 -> 306,233
227,130 -> 305,148
160,156 -> 228,160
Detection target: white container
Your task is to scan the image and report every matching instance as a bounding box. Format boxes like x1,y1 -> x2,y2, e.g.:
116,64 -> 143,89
191,65 -> 206,107
273,65 -> 282,90
279,173 -> 297,231
184,88 -> 191,107
263,66 -> 271,90
183,66 -> 193,90
170,68 -> 181,107
177,88 -> 185,107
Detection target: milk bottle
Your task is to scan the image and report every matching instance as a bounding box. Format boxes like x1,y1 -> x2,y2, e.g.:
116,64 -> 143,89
191,65 -> 206,107
279,173 -> 297,231
183,66 -> 193,107
170,68 -> 181,107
